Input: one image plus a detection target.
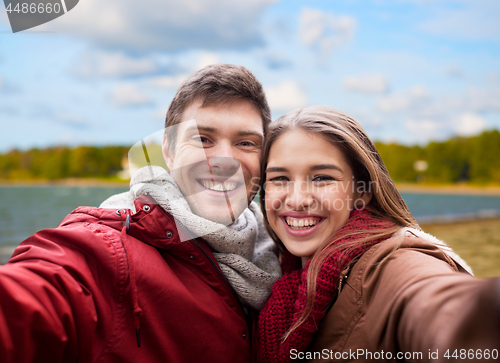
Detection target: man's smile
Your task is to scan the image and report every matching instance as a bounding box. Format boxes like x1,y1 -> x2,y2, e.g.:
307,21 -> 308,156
197,179 -> 241,192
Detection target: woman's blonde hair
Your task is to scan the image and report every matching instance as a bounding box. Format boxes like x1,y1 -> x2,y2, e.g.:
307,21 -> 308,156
259,106 -> 419,340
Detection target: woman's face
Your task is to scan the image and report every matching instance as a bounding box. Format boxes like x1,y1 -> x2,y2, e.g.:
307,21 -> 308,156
265,130 -> 364,266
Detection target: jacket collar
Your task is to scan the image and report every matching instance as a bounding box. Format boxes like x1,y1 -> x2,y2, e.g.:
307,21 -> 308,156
60,193 -> 182,251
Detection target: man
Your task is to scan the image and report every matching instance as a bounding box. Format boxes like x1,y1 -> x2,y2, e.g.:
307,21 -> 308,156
0,64 -> 281,363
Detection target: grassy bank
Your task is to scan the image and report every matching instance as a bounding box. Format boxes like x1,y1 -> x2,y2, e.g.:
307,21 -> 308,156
420,218 -> 500,278
396,183 -> 500,196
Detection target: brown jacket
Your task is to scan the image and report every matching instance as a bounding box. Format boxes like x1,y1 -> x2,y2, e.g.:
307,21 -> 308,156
307,231 -> 500,362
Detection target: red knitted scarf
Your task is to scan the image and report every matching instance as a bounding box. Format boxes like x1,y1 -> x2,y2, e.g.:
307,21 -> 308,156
257,208 -> 395,363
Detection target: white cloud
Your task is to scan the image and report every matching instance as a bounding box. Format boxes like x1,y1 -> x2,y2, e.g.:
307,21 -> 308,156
377,85 -> 429,113
407,119 -> 440,133
145,51 -> 218,88
343,74 -> 389,94
299,8 -> 356,55
149,75 -> 187,89
152,107 -> 169,120
445,64 -> 464,78
408,84 -> 429,99
55,113 -> 87,128
349,109 -> 384,126
111,83 -> 152,106
455,113 -> 487,137
0,8 -> 8,29
73,52 -> 159,78
265,80 -> 308,111
378,94 -> 411,113
463,88 -> 500,112
416,0 -> 500,41
195,52 -> 220,71
406,118 -> 443,142
38,0 -> 278,52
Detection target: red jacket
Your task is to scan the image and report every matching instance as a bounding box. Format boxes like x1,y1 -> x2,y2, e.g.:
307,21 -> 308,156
0,194 -> 251,363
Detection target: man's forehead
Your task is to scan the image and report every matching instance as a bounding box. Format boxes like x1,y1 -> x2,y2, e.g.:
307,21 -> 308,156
178,119 -> 263,138
180,98 -> 263,129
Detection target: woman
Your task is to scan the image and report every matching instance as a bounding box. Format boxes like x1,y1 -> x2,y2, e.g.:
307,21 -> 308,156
257,106 -> 499,362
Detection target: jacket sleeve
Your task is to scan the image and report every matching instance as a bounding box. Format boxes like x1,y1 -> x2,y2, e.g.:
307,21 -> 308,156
362,243 -> 500,360
0,224 -> 120,363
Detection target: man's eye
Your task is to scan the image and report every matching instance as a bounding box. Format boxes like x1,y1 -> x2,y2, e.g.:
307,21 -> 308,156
193,136 -> 210,144
238,141 -> 256,147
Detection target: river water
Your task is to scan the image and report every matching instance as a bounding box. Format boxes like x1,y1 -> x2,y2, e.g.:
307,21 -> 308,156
1,186 -> 499,262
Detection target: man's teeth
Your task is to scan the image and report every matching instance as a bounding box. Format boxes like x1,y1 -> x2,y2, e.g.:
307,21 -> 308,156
285,217 -> 319,230
200,180 -> 238,192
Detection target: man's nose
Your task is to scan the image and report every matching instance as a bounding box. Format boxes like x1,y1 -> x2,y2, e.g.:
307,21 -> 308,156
205,142 -> 240,175
285,182 -> 315,210
209,141 -> 234,159
207,157 -> 240,176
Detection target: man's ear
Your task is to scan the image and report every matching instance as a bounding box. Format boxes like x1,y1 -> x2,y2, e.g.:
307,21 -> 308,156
162,138 -> 174,171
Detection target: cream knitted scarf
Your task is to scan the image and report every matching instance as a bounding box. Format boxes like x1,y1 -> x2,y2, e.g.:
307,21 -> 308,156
100,166 -> 282,310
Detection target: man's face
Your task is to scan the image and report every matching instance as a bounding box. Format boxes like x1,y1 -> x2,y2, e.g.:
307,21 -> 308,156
163,99 -> 263,224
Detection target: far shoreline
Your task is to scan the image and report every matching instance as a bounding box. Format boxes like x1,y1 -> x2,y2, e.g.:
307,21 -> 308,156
0,179 -> 130,188
2,179 -> 500,195
395,183 -> 500,196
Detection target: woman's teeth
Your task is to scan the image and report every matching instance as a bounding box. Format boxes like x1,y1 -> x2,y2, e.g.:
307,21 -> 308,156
200,180 -> 238,192
284,217 -> 319,230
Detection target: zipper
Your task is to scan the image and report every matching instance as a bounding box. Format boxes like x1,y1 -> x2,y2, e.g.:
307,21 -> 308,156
151,202 -> 252,334
189,237 -> 246,313
189,237 -> 253,339
174,220 -> 247,318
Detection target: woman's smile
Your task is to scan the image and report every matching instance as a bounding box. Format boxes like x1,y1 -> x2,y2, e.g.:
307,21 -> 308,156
280,213 -> 325,238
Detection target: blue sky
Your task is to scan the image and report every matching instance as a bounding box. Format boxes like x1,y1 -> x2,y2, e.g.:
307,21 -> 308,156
0,0 -> 499,152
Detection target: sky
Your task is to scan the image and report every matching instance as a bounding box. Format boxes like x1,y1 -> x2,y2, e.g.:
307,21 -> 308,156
0,0 -> 499,152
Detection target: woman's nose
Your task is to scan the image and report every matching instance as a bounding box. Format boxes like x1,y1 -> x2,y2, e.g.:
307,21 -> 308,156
285,182 -> 315,210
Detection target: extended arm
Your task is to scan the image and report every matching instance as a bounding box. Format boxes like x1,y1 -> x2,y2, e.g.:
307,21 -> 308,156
0,225 -> 119,363
363,246 -> 500,361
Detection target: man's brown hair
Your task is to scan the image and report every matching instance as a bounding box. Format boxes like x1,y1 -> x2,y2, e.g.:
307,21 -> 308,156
164,64 -> 271,152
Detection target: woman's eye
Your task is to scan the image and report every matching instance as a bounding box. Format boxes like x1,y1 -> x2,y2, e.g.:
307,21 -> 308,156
268,176 -> 289,182
313,175 -> 335,182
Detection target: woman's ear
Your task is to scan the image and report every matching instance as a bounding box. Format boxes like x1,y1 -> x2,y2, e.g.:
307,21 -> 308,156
354,189 -> 373,210
359,191 -> 372,206
162,138 -> 174,171
354,181 -> 373,209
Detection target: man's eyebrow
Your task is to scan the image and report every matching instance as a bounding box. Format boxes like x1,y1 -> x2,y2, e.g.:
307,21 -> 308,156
184,125 -> 263,139
236,130 -> 264,138
310,164 -> 344,173
184,125 -> 216,134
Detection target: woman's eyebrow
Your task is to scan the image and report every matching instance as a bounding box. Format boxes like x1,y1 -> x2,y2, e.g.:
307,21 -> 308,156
266,164 -> 344,173
266,167 -> 287,173
310,164 -> 344,173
